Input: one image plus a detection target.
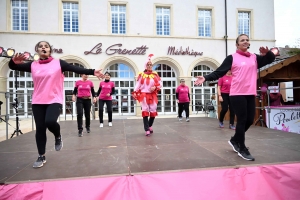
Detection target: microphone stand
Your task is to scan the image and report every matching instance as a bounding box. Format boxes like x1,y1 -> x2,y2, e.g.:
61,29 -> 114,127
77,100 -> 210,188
11,70 -> 23,138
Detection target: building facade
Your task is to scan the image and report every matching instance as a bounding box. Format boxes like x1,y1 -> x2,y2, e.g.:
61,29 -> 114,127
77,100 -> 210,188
0,0 -> 275,117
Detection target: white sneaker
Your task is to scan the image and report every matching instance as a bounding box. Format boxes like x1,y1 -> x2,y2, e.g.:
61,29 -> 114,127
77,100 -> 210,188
178,117 -> 182,121
186,118 -> 190,122
99,123 -> 103,128
108,122 -> 112,127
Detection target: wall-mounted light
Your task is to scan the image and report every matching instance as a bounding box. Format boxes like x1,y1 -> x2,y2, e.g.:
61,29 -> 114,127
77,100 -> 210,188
0,47 -> 15,57
0,46 -> 39,61
270,47 -> 280,56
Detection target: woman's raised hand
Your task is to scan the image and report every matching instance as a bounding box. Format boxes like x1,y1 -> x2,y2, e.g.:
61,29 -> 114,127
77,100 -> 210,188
259,46 -> 269,56
12,53 -> 26,64
194,76 -> 205,86
94,69 -> 105,79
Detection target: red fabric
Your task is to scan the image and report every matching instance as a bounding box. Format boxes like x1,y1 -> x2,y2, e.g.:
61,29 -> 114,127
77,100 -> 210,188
142,111 -> 149,117
1,163 -> 300,200
236,49 -> 251,57
39,56 -> 53,64
139,93 -> 158,104
150,112 -> 157,117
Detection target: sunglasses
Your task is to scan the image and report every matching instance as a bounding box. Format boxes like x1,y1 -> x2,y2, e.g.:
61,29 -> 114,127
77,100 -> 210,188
147,64 -> 152,66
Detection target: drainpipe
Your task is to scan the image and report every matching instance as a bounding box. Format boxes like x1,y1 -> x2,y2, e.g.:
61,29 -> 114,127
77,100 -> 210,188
224,0 -> 228,56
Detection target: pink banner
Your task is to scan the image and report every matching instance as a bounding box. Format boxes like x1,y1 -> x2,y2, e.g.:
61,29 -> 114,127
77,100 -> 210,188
1,163 -> 300,200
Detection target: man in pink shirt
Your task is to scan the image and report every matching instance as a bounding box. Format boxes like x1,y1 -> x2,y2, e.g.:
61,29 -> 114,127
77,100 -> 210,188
176,79 -> 190,122
194,34 -> 275,161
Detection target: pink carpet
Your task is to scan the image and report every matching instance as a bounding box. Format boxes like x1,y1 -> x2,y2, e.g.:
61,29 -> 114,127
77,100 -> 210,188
1,163 -> 300,200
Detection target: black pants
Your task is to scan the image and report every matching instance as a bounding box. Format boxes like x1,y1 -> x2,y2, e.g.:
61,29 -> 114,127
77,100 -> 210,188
98,99 -> 112,123
219,93 -> 235,125
178,102 -> 189,118
32,103 -> 62,155
76,98 -> 91,130
230,95 -> 255,148
143,117 -> 155,131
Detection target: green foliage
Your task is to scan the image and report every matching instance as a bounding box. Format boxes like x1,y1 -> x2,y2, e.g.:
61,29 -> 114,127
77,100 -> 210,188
287,48 -> 300,56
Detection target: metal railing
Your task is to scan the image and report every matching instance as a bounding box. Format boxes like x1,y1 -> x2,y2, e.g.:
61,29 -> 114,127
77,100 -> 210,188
1,87 -> 299,140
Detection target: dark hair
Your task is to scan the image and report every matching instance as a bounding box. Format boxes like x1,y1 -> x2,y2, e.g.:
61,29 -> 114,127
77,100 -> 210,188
104,72 -> 112,77
236,34 -> 249,44
34,41 -> 53,53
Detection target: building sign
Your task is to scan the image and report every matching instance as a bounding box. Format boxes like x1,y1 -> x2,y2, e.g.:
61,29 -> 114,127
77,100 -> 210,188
265,106 -> 300,134
84,43 -> 148,56
167,46 -> 203,57
51,46 -> 63,53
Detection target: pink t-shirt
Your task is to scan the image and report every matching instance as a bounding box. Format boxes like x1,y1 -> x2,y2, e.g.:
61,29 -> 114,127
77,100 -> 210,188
230,53 -> 258,96
31,59 -> 64,104
75,80 -> 94,97
218,75 -> 232,94
176,85 -> 190,103
99,81 -> 115,100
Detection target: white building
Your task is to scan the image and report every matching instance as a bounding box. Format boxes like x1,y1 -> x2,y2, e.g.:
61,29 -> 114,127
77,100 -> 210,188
0,0 -> 275,117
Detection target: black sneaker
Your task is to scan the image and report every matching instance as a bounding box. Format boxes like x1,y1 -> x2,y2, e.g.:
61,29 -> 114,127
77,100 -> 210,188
55,136 -> 63,151
228,137 -> 240,153
33,155 -> 46,168
238,147 -> 255,161
78,129 -> 83,137
86,127 -> 90,133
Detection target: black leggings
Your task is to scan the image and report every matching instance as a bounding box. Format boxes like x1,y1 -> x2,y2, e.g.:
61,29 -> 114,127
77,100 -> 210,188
219,93 -> 235,125
178,102 -> 189,118
98,99 -> 112,123
230,95 -> 255,148
76,98 -> 91,130
32,103 -> 62,155
143,117 -> 155,131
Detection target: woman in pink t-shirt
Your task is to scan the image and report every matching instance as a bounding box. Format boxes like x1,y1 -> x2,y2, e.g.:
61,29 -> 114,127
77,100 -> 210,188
97,72 -> 115,127
217,70 -> 235,129
9,41 -> 104,168
194,34 -> 275,161
72,74 -> 97,137
176,79 -> 190,122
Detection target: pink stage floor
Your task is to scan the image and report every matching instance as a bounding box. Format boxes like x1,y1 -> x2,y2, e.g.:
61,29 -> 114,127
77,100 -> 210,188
0,118 -> 300,199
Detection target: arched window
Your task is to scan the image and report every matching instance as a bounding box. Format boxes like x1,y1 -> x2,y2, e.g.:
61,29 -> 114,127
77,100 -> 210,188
105,63 -> 135,115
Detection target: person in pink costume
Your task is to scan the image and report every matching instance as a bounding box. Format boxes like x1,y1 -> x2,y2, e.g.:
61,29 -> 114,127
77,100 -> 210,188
194,34 -> 276,161
9,41 -> 104,168
132,54 -> 161,136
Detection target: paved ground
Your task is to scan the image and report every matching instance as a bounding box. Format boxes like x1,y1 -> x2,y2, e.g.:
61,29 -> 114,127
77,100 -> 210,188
1,116 -> 300,184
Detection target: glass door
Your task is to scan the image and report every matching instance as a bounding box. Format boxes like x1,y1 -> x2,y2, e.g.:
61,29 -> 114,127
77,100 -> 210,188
158,87 -> 176,114
112,88 -> 135,115
192,87 -> 216,114
64,90 -> 74,117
